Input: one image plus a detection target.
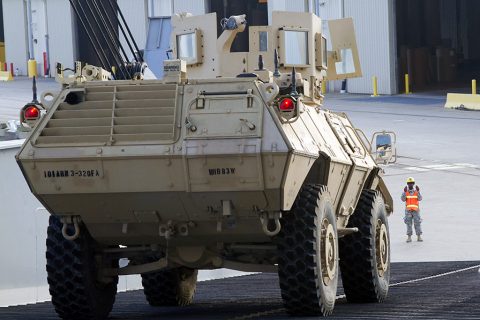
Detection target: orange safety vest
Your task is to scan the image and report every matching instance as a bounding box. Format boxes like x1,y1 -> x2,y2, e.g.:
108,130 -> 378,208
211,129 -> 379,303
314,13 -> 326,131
405,191 -> 419,211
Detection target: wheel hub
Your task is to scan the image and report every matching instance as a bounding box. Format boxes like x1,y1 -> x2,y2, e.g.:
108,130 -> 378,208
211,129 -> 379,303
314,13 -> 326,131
375,219 -> 389,277
321,218 -> 336,285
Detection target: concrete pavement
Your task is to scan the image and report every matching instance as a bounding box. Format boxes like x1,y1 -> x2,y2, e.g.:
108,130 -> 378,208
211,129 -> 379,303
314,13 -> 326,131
2,261 -> 479,319
325,93 -> 480,262
0,77 -> 59,123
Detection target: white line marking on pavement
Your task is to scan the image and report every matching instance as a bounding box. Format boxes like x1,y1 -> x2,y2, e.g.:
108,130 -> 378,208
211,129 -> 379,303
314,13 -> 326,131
403,162 -> 478,173
389,264 -> 480,287
336,263 -> 480,300
230,264 -> 480,319
403,167 -> 429,172
454,163 -> 479,169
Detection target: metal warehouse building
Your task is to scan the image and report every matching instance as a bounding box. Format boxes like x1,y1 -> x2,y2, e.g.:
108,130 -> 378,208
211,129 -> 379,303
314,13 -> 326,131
1,0 -> 479,95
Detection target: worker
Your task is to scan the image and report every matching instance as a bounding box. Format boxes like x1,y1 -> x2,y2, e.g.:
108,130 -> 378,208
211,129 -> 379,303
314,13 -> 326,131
401,177 -> 423,242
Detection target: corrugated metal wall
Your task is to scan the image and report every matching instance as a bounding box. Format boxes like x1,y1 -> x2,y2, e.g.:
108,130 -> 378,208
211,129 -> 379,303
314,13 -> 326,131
173,0 -> 207,15
150,0 -> 206,17
267,0 -> 309,24
150,0 -> 172,16
2,0 -> 75,77
344,0 -> 397,94
45,0 -> 75,73
2,0 -> 28,76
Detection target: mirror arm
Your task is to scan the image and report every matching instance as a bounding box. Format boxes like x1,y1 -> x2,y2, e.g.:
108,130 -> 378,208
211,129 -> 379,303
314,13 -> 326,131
354,127 -> 371,153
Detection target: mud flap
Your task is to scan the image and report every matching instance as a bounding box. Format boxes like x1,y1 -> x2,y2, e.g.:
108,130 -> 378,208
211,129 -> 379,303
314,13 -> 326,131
377,177 -> 393,215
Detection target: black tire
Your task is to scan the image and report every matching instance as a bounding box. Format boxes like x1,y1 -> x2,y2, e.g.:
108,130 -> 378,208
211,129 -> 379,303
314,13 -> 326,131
46,216 -> 118,320
142,267 -> 198,307
339,189 -> 390,303
276,184 -> 338,316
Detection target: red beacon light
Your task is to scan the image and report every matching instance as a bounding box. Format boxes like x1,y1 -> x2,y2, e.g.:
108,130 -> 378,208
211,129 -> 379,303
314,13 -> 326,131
21,103 -> 43,128
20,76 -> 44,129
24,105 -> 40,120
279,98 -> 296,111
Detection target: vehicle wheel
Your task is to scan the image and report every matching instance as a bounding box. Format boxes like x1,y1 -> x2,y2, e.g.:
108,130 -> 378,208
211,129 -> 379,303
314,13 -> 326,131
46,215 -> 118,320
142,267 -> 198,306
339,189 -> 390,302
276,184 -> 338,316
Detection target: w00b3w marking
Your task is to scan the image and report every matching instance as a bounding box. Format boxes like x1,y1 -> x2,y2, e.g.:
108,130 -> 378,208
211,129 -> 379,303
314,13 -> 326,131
208,168 -> 236,176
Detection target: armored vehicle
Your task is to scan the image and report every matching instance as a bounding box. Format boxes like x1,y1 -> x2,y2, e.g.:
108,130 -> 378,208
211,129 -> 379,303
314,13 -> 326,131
16,11 -> 394,318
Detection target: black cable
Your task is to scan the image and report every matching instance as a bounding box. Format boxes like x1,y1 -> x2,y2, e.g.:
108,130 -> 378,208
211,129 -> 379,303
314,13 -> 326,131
114,0 -> 143,62
81,0 -> 128,79
74,0 -> 115,73
69,0 -> 110,72
75,0 -> 124,77
69,0 -> 147,80
94,0 -> 130,64
105,0 -> 138,63
90,0 -> 131,79
106,0 -> 143,62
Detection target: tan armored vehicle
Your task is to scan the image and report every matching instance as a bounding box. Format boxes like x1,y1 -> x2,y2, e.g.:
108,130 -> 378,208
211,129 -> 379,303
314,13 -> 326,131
16,11 -> 394,318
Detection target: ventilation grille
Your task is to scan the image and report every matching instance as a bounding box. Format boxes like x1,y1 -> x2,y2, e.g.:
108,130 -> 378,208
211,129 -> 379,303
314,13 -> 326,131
35,84 -> 178,147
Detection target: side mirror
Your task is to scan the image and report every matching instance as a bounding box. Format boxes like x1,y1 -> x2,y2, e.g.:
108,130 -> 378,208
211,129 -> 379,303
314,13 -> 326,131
371,131 -> 397,164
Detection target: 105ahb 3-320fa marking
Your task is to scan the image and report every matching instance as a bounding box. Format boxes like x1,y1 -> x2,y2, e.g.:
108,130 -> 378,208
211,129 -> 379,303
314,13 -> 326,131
43,169 -> 100,178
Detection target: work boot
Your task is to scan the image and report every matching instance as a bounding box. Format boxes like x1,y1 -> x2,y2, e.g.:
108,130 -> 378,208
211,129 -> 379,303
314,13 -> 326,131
417,235 -> 423,242
406,235 -> 412,243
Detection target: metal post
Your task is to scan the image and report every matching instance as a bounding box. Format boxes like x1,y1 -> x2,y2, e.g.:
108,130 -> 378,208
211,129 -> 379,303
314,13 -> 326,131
372,76 -> 379,97
340,0 -> 347,94
321,80 -> 327,95
43,0 -> 50,77
405,74 -> 411,94
472,79 -> 477,95
149,0 -> 154,17
26,0 -> 38,77
26,0 -> 34,60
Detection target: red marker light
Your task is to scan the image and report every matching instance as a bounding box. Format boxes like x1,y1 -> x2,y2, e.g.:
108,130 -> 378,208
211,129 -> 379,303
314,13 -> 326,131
279,98 -> 295,111
24,106 -> 40,119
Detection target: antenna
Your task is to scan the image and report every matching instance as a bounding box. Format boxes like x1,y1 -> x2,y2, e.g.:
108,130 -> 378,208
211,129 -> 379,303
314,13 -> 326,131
32,76 -> 39,104
166,49 -> 173,60
258,54 -> 264,70
273,49 -> 280,78
290,67 -> 298,97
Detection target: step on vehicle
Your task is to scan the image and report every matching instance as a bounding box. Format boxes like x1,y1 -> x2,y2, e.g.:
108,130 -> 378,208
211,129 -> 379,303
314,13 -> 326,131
16,10 -> 395,318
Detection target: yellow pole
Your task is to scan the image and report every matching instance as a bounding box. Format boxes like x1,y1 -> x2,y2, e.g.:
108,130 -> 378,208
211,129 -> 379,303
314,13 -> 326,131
405,74 -> 411,94
472,79 -> 477,95
372,76 -> 379,97
321,80 -> 327,94
28,59 -> 37,78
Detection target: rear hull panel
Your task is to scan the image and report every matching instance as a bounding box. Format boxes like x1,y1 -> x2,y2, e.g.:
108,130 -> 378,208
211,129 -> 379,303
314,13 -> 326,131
16,78 -> 384,249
